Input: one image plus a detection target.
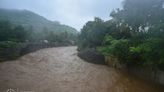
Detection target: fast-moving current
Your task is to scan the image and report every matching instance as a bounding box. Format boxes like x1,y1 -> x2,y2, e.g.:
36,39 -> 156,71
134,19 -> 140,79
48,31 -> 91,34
0,46 -> 163,92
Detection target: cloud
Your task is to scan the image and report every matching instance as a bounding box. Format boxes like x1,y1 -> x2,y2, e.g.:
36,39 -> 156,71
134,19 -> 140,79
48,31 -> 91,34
0,0 -> 123,30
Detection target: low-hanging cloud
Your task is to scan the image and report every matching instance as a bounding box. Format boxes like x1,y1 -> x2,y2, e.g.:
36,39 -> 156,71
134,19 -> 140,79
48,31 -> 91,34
0,0 -> 123,30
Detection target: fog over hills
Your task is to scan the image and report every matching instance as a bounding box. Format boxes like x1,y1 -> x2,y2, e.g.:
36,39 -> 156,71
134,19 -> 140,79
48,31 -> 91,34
0,0 -> 123,30
0,8 -> 78,34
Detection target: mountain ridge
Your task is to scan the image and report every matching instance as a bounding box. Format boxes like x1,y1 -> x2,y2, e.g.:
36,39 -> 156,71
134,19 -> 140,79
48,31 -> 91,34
0,8 -> 78,34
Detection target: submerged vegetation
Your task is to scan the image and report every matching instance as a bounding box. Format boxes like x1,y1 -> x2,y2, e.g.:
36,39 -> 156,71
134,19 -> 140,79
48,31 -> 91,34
78,0 -> 164,70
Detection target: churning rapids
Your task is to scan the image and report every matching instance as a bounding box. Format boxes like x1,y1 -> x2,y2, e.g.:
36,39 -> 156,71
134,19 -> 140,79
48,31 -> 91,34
0,46 -> 163,92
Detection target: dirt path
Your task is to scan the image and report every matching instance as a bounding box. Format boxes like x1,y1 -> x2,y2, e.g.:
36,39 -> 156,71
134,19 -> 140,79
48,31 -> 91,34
0,46 -> 163,92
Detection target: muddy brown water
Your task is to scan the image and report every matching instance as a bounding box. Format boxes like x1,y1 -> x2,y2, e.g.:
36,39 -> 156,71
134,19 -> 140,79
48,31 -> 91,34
0,46 -> 163,92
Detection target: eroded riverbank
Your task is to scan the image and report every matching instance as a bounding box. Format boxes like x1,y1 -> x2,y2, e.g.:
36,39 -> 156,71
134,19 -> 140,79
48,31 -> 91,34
0,46 -> 163,92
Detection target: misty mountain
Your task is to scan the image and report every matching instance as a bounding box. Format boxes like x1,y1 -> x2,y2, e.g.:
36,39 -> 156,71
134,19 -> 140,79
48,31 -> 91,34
0,8 -> 78,34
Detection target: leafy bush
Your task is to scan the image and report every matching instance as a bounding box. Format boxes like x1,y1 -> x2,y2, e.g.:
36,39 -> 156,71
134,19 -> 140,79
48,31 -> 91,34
98,36 -> 131,64
0,41 -> 23,61
78,0 -> 164,70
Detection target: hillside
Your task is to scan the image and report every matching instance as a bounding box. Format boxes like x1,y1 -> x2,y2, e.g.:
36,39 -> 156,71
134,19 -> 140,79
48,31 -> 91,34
0,8 -> 78,34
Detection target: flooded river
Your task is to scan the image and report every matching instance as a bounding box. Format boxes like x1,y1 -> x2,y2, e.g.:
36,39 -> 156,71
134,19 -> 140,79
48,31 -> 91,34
0,46 -> 163,92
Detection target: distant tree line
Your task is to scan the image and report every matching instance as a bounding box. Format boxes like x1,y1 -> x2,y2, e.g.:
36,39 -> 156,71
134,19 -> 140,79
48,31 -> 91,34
78,0 -> 164,70
0,20 -> 77,61
0,20 -> 77,43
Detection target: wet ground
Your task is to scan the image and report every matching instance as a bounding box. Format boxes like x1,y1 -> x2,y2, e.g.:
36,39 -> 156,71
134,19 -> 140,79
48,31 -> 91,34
0,46 -> 163,92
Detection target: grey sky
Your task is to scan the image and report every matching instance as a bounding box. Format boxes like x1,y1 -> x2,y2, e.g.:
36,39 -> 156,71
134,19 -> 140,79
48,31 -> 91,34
0,0 -> 123,30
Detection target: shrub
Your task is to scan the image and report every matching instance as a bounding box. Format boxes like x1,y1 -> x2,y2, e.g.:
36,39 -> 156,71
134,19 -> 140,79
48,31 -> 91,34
0,41 -> 22,61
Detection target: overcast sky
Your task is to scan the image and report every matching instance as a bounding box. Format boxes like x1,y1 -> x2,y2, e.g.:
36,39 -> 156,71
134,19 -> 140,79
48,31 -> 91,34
0,0 -> 123,30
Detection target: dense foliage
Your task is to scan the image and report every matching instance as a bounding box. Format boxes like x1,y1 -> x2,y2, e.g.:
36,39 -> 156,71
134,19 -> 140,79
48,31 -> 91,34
0,41 -> 24,61
0,21 -> 29,42
78,0 -> 164,70
78,17 -> 107,50
0,9 -> 78,61
0,8 -> 78,43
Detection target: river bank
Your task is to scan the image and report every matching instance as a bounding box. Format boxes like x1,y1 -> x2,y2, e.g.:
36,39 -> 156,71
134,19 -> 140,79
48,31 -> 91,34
78,48 -> 164,86
0,42 -> 74,62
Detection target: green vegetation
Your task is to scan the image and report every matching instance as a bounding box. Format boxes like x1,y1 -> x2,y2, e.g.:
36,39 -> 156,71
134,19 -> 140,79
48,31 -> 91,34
0,8 -> 78,43
0,20 -> 30,42
78,0 -> 164,70
0,41 -> 24,61
0,9 -> 77,34
0,8 -> 78,42
0,9 -> 78,61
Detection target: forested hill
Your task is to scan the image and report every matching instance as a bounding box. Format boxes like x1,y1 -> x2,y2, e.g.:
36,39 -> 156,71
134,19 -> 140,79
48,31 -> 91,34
0,8 -> 77,34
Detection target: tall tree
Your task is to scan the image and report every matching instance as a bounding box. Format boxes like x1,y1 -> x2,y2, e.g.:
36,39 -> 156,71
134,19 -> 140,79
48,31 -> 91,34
111,0 -> 164,32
